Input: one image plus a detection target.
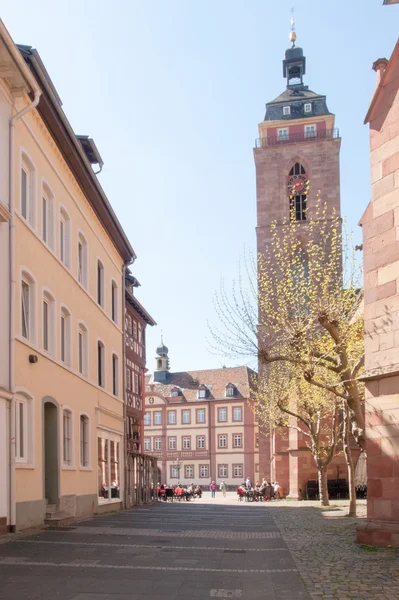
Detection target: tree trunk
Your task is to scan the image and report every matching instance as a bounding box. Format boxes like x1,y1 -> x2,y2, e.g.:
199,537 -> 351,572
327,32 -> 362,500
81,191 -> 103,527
343,403 -> 357,517
318,466 -> 329,506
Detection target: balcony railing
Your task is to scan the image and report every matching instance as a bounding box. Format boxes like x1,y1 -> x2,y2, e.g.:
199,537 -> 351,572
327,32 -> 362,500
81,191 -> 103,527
255,128 -> 339,148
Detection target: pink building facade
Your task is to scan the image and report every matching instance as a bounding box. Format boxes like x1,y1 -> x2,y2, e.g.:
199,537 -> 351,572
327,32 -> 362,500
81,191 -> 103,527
357,38 -> 399,547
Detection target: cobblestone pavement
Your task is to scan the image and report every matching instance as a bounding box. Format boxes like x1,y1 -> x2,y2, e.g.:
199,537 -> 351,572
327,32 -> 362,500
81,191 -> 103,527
0,497 -> 309,600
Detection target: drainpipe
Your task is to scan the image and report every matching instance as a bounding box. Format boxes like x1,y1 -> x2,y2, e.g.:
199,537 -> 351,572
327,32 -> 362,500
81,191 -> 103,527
2,20 -> 42,532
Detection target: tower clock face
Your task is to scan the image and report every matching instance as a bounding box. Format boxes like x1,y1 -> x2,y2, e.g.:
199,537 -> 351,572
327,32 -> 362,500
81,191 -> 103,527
287,174 -> 308,195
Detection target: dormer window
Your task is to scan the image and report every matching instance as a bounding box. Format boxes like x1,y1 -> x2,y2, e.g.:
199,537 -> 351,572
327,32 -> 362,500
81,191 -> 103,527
283,106 -> 291,116
225,384 -> 235,398
304,103 -> 312,113
171,387 -> 180,397
198,385 -> 208,399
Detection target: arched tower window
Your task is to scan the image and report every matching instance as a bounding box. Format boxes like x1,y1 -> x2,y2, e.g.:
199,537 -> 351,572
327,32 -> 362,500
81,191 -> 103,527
288,163 -> 307,222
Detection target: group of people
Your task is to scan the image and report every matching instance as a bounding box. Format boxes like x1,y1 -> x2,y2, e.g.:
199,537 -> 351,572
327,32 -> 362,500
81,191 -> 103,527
157,483 -> 202,501
237,478 -> 283,501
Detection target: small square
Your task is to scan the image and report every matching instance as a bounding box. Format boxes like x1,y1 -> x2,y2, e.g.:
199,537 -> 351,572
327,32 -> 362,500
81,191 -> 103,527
210,591 -> 243,598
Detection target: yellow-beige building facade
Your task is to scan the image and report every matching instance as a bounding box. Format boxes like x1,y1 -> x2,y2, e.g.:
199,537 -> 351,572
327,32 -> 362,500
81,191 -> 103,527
144,343 -> 259,488
0,21 -> 135,531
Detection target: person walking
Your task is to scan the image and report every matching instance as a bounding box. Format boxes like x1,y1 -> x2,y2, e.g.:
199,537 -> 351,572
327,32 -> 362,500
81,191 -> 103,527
220,480 -> 227,498
210,481 -> 217,498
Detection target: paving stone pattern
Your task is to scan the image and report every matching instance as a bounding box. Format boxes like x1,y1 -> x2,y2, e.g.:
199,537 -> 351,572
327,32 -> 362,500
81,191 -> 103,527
0,500 -> 308,600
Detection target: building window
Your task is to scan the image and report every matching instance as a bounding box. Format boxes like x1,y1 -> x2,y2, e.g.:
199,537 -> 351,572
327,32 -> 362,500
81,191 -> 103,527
112,354 -> 119,396
154,411 -> 162,425
42,291 -> 55,354
154,438 -> 161,451
20,153 -> 36,228
277,128 -> 289,141
144,412 -> 151,426
41,183 -> 54,249
97,341 -> 105,387
168,411 -> 176,425
78,323 -> 88,376
144,438 -> 151,451
218,434 -> 227,449
60,307 -> 71,366
21,272 -> 36,342
168,437 -> 176,450
233,434 -> 242,448
185,465 -> 194,479
304,124 -> 316,138
196,409 -> 205,423
304,102 -> 312,113
182,436 -> 191,450
197,435 -> 205,449
182,410 -> 191,424
97,260 -> 105,308
59,207 -> 71,267
111,281 -> 118,323
288,163 -> 307,222
233,407 -> 242,421
80,415 -> 89,467
171,387 -> 180,397
98,438 -> 120,501
219,408 -> 227,422
63,409 -> 73,466
198,386 -> 207,399
218,464 -> 228,478
200,464 -> 209,478
233,464 -> 243,478
15,397 -> 28,462
77,232 -> 88,288
283,106 -> 291,116
171,465 -> 179,478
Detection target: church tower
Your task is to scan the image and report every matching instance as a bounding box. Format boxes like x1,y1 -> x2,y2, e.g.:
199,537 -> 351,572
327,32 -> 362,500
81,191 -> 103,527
255,22 -> 341,494
153,338 -> 170,383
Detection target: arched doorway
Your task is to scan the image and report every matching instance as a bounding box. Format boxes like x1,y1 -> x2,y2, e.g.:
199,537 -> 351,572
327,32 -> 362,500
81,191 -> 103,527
43,398 -> 59,505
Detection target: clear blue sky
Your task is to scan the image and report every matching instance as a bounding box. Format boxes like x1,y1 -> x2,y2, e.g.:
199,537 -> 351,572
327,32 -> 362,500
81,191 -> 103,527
3,1 -> 397,372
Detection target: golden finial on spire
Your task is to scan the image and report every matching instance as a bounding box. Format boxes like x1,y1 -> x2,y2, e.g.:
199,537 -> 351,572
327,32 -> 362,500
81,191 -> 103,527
289,7 -> 297,47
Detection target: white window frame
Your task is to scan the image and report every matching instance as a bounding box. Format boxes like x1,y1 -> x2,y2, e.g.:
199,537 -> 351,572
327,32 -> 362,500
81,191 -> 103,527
15,396 -> 29,463
197,409 -> 205,423
198,387 -> 207,399
219,434 -> 227,449
197,435 -> 205,449
219,407 -> 227,422
304,102 -> 312,113
182,410 -> 191,424
277,128 -> 289,141
41,180 -> 55,250
97,339 -> 105,388
233,407 -> 242,422
219,464 -> 228,478
168,411 -> 176,425
144,438 -> 151,451
111,280 -> 118,323
97,259 -> 105,308
62,408 -> 73,467
304,123 -> 317,138
42,288 -> 55,355
154,437 -> 161,451
200,464 -> 209,478
59,205 -> 71,268
171,466 -> 179,478
234,464 -> 243,478
185,465 -> 194,479
168,437 -> 176,450
144,412 -> 151,426
78,321 -> 88,377
154,411 -> 162,425
283,105 -> 291,116
79,413 -> 90,468
20,150 -> 36,229
112,353 -> 119,396
233,434 -> 242,448
60,305 -> 72,366
182,436 -> 191,450
77,231 -> 88,289
21,269 -> 37,344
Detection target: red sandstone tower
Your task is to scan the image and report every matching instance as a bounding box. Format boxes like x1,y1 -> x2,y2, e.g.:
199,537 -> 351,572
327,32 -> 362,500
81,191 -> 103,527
254,28 -> 341,496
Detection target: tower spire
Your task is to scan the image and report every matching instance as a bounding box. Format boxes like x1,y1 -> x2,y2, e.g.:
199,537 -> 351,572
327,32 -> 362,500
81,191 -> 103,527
289,7 -> 297,48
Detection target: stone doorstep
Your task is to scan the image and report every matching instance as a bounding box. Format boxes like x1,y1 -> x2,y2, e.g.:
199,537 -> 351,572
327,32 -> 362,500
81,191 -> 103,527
44,511 -> 75,528
356,518 -> 399,547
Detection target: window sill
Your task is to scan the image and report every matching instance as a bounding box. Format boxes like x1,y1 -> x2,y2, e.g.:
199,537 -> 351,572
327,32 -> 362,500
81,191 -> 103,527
15,463 -> 35,470
62,465 -> 77,471
79,466 -> 92,471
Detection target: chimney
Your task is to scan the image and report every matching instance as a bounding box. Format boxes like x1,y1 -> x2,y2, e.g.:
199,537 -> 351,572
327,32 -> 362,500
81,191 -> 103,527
372,58 -> 388,86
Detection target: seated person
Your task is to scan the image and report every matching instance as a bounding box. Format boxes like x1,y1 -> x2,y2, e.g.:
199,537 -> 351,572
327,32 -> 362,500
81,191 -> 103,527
195,485 -> 202,498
